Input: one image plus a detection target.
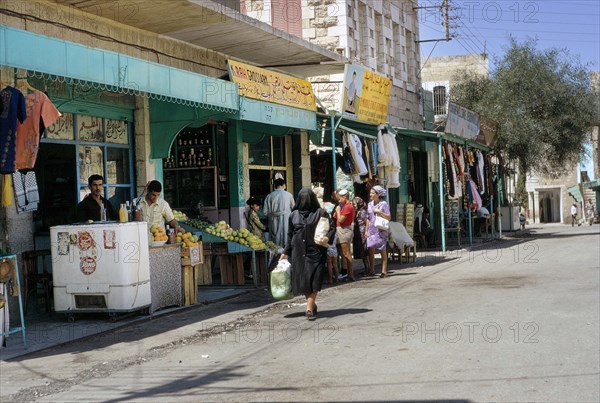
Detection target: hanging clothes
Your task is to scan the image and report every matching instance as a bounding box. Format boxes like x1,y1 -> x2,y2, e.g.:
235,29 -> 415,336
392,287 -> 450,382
12,171 -> 39,212
346,132 -> 368,181
16,90 -> 61,171
468,179 -> 482,209
0,86 -> 27,174
477,150 -> 485,195
377,125 -> 400,188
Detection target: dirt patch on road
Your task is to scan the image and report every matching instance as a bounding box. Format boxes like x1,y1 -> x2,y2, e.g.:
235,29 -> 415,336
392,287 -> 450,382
456,275 -> 530,289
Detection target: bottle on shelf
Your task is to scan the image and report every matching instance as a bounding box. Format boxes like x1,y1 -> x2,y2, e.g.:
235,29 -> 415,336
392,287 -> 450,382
135,204 -> 143,222
100,206 -> 107,222
119,203 -> 128,223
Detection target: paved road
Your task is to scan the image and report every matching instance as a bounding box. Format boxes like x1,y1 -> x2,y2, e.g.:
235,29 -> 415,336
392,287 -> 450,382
2,224 -> 598,402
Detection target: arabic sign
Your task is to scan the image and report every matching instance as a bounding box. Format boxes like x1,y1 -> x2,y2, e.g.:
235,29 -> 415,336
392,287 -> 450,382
341,64 -> 391,124
445,102 -> 480,140
228,60 -> 316,112
240,98 -> 316,131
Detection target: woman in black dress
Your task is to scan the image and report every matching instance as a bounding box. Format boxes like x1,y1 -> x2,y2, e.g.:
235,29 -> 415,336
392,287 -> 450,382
281,188 -> 335,320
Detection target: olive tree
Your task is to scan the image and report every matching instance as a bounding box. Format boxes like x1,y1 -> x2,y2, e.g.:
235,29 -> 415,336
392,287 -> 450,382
450,38 -> 598,207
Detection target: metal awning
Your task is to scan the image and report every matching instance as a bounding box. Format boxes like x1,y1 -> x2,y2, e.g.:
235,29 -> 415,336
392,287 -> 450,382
51,0 -> 347,78
567,185 -> 583,202
0,26 -> 238,112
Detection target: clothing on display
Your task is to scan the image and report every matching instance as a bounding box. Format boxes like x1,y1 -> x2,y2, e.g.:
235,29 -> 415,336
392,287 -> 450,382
0,86 -> 27,174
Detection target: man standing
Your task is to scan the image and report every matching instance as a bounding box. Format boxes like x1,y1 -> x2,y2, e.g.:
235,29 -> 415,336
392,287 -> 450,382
334,189 -> 356,281
76,174 -> 118,222
139,180 -> 183,233
571,203 -> 578,227
585,199 -> 594,226
262,178 -> 295,248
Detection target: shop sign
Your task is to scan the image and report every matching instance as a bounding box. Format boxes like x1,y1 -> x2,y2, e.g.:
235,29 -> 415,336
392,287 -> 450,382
228,60 -> 316,112
445,102 -> 480,140
340,64 -> 391,125
240,98 -> 317,131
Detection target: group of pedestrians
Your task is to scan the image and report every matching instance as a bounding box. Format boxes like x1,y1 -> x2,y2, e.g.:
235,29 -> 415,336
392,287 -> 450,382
571,199 -> 596,227
277,185 -> 391,321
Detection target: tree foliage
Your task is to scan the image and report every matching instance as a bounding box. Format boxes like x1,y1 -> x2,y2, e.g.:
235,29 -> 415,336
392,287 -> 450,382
450,38 -> 598,184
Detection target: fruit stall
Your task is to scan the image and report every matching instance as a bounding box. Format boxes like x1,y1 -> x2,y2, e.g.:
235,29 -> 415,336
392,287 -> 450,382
181,219 -> 280,287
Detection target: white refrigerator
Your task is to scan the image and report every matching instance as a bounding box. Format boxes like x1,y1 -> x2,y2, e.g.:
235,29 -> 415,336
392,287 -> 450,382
51,222 -> 151,319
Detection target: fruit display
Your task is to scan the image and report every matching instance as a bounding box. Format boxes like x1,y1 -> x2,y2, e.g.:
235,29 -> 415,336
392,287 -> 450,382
185,218 -> 210,231
264,241 -> 282,252
149,224 -> 168,242
173,210 -> 188,221
176,231 -> 200,247
203,221 -> 267,250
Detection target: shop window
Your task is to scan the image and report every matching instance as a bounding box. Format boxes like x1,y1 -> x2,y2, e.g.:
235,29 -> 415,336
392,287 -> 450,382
36,113 -> 134,229
248,136 -> 286,167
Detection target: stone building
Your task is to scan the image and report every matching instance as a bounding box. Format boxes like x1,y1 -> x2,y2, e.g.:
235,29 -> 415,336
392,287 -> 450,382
242,0 -> 424,129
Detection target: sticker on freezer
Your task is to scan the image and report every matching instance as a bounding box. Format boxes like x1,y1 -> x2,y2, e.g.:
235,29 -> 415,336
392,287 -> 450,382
104,230 -> 116,249
78,231 -> 95,250
57,232 -> 70,255
80,256 -> 97,275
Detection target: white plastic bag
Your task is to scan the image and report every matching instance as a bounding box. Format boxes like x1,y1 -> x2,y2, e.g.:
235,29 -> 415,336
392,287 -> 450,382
374,215 -> 390,231
313,217 -> 330,247
270,259 -> 293,300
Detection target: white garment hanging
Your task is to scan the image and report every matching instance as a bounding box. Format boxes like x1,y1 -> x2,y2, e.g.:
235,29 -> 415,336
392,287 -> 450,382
477,151 -> 485,195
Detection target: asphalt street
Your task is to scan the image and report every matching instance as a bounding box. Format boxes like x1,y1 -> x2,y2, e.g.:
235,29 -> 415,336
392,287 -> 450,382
1,224 -> 598,402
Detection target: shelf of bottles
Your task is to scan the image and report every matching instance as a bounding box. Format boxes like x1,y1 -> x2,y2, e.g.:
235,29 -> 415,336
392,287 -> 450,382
163,126 -> 214,169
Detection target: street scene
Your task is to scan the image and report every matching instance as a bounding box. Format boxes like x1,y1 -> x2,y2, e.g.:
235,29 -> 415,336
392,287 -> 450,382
0,1 -> 599,402
1,224 -> 598,402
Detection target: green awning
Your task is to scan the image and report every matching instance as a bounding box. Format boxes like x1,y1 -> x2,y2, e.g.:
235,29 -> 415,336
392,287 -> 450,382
567,185 -> 583,202
583,180 -> 600,190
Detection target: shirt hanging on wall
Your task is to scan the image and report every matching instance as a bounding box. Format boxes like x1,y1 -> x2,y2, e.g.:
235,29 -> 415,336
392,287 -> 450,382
12,170 -> 39,212
0,86 -> 27,174
16,90 -> 61,170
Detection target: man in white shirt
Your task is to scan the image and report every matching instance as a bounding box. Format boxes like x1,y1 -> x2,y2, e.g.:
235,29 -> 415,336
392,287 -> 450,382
570,203 -> 578,227
139,180 -> 183,233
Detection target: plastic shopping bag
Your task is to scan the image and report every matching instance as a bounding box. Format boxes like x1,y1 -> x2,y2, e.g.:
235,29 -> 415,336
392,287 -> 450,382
270,259 -> 293,300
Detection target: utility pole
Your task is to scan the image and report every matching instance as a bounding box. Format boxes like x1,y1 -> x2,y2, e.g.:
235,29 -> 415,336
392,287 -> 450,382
415,0 -> 453,43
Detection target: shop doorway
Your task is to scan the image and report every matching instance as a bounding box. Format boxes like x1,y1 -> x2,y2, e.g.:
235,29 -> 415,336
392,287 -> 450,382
538,189 -> 560,223
35,143 -> 77,230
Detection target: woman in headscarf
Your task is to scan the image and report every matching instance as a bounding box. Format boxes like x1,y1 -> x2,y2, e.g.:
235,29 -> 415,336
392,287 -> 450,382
366,185 -> 391,278
352,196 -> 371,276
280,188 -> 335,320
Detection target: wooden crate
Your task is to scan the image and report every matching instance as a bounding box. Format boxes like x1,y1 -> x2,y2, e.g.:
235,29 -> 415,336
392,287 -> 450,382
196,259 -> 213,286
181,243 -> 203,266
181,264 -> 198,305
218,253 -> 244,285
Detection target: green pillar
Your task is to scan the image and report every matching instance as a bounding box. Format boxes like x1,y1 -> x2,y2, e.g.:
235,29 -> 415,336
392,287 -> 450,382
228,120 -> 244,209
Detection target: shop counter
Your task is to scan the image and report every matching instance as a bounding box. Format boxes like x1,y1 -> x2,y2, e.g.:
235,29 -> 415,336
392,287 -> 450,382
149,244 -> 182,313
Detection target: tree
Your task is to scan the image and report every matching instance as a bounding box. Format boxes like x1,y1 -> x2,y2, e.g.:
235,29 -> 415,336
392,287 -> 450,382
450,38 -> 598,207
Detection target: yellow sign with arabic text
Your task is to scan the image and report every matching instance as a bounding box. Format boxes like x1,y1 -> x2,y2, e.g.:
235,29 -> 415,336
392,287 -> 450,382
341,65 -> 391,124
228,60 -> 316,112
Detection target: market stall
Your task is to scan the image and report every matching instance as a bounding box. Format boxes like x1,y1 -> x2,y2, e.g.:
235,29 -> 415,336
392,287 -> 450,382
49,221 -> 203,320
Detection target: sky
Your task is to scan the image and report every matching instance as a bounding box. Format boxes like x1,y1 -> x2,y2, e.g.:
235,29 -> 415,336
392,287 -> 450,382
418,0 -> 600,72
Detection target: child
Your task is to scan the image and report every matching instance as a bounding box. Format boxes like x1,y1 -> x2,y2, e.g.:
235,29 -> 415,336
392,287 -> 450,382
326,233 -> 339,284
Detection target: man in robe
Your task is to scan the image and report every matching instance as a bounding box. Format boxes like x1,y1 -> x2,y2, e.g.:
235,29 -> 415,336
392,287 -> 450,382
262,178 -> 295,248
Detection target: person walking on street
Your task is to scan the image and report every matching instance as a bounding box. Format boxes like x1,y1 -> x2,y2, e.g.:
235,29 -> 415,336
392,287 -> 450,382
571,203 -> 578,227
333,189 -> 356,281
366,185 -> 391,278
262,178 -> 295,248
353,196 -> 371,276
585,199 -> 594,226
280,188 -> 335,321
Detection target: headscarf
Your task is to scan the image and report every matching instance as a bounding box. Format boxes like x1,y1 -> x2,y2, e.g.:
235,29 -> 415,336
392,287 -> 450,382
372,185 -> 387,197
353,196 -> 365,211
294,188 -> 320,214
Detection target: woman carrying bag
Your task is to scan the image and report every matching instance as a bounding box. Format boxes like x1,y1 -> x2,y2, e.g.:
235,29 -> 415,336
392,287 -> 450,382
280,188 -> 335,320
366,185 -> 391,278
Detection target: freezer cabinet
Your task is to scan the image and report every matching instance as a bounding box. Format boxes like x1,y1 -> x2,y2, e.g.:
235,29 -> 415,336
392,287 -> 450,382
51,222 -> 151,317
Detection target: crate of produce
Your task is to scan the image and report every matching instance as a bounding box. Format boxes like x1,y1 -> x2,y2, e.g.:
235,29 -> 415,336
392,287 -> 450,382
181,243 -> 203,266
196,259 -> 213,286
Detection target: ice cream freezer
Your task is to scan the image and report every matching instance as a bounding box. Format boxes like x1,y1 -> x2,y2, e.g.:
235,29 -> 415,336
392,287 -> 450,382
50,221 -> 151,321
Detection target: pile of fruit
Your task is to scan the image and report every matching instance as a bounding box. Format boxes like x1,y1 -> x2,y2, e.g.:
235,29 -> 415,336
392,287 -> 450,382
176,231 -> 200,247
149,224 -> 168,242
185,218 -> 210,231
264,241 -> 282,252
203,221 -> 267,250
173,210 -> 189,221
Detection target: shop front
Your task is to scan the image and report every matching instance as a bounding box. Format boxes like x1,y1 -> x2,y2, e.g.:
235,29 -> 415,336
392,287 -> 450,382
0,26 -> 238,342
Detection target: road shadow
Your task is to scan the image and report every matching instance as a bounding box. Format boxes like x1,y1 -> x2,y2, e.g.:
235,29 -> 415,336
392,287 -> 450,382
284,308 -> 371,319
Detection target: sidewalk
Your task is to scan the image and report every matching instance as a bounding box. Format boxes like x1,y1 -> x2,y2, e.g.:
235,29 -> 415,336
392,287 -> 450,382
1,236 -> 506,361
0,287 -> 254,361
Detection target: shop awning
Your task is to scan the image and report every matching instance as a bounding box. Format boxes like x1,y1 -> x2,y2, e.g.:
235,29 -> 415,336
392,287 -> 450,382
567,185 -> 583,202
0,26 -> 238,112
51,0 -> 347,78
311,113 -> 395,146
583,179 -> 600,191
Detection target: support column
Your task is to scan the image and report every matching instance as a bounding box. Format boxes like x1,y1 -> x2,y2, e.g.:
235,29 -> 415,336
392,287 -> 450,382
228,120 -> 244,228
134,96 -> 158,194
